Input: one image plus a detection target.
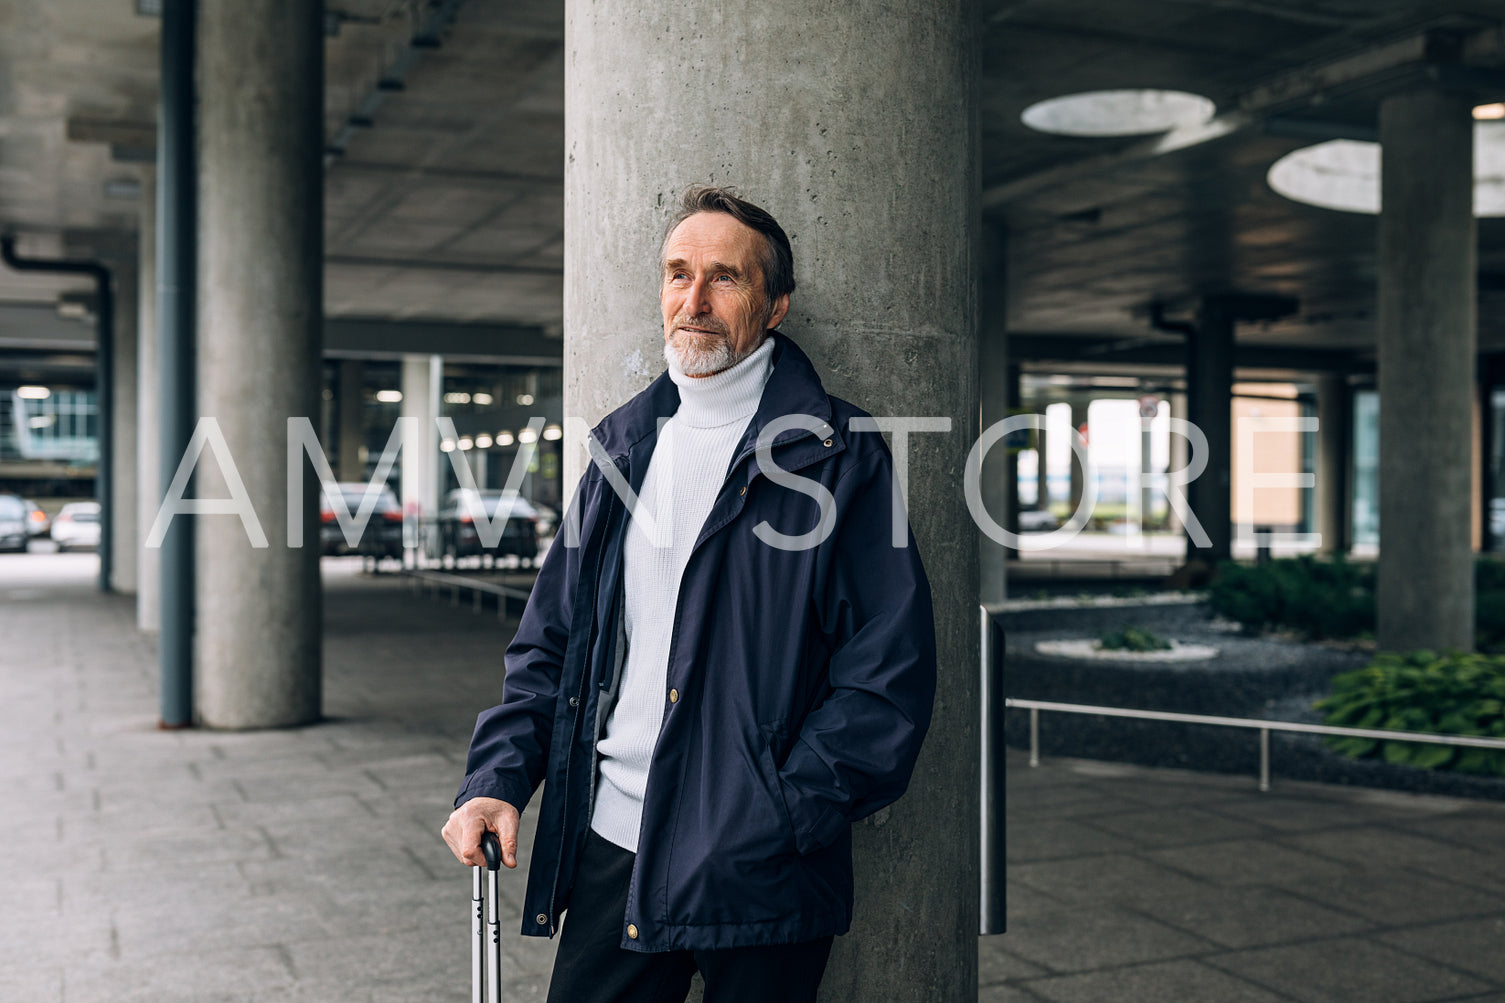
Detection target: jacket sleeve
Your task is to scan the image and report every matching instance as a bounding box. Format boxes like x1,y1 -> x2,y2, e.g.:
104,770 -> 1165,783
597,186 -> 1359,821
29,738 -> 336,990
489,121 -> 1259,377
774,442 -> 938,855
453,475 -> 592,814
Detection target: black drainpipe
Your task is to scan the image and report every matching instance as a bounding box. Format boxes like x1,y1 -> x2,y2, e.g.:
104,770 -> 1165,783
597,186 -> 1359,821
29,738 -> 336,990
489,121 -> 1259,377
0,235 -> 114,594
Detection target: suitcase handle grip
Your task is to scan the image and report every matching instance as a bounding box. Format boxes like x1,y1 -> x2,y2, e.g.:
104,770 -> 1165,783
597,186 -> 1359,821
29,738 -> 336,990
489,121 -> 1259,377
481,831 -> 502,872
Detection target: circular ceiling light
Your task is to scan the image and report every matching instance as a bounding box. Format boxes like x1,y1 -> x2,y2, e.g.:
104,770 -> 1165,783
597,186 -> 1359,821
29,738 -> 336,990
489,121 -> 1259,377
1021,89 -> 1216,137
1267,124 -> 1505,216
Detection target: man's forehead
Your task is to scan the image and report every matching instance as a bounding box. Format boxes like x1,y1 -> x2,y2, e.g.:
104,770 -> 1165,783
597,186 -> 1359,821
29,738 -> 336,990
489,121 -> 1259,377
665,211 -> 760,256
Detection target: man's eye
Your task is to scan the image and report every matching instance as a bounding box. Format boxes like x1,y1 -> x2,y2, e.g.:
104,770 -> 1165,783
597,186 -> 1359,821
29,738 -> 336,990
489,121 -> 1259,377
714,274 -> 733,284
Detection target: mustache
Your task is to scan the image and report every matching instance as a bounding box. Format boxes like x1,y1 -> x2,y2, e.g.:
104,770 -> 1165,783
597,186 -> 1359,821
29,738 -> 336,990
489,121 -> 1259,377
672,315 -> 729,336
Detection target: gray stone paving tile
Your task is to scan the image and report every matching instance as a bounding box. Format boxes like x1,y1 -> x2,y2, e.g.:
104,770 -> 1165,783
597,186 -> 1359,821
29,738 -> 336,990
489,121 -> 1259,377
1200,792 -> 1405,833
1021,959 -> 1293,1002
1010,853 -> 1221,908
979,984 -> 1048,1002
60,943 -> 298,1003
980,938 -> 1049,983
1000,903 -> 1212,973
1388,814 -> 1505,856
1131,885 -> 1372,950
1281,828 -> 1505,892
1006,816 -> 1143,862
1143,838 -> 1357,887
0,965 -> 62,1003
1375,917 -> 1505,984
1290,867 -> 1505,927
1082,805 -> 1270,847
1205,937 -> 1492,1003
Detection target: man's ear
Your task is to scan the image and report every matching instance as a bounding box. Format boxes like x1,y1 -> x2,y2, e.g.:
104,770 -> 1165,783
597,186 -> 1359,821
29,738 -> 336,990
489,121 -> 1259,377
766,292 -> 791,331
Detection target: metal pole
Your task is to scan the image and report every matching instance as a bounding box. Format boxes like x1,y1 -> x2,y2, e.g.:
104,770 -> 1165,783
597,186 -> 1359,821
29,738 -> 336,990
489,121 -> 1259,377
1258,727 -> 1271,792
979,606 -> 1005,935
158,0 -> 197,728
1029,707 -> 1040,767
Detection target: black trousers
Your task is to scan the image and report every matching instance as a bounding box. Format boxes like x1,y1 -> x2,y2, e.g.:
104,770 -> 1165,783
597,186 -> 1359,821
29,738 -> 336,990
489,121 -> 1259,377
544,829 -> 834,1003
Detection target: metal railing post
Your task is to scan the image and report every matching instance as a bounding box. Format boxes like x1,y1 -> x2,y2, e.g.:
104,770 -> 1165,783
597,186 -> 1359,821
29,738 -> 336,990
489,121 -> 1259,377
979,606 -> 1005,935
1259,727 -> 1270,792
1029,707 -> 1040,767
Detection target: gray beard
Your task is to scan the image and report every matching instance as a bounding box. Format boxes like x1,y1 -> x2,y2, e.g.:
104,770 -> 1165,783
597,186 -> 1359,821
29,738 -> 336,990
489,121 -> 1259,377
665,330 -> 760,377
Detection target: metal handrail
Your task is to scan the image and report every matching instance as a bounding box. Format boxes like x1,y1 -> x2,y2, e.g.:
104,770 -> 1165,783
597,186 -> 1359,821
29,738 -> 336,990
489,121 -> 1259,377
1005,697 -> 1505,792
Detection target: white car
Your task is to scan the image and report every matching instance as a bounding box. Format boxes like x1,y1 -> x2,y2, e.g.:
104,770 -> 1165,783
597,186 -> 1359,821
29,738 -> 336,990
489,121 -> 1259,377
50,501 -> 101,551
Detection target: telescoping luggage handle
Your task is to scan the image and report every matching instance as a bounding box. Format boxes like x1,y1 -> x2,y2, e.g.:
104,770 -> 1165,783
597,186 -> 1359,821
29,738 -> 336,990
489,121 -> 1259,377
473,832 -> 503,1003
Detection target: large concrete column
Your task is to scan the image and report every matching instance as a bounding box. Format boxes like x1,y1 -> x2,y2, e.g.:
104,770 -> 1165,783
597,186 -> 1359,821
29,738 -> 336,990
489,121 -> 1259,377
565,2 -> 978,998
979,223 -> 1009,603
400,354 -> 441,550
337,360 -> 365,482
1068,399 -> 1088,513
137,167 -> 161,631
196,0 -> 324,727
1187,298 -> 1235,563
112,257 -> 139,593
1377,90 -> 1476,652
1316,374 -> 1350,556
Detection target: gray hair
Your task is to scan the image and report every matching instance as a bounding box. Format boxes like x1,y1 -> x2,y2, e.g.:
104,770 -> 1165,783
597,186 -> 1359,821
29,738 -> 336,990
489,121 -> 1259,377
661,185 -> 796,306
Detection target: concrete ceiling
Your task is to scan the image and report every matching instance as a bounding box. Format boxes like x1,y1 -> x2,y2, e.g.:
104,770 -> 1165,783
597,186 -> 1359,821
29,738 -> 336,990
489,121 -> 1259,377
4,0 -> 1505,370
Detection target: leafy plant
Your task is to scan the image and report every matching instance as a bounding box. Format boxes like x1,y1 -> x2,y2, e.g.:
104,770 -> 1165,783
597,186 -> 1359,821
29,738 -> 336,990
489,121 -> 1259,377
1314,650 -> 1505,776
1208,555 -> 1374,640
1099,626 -> 1173,652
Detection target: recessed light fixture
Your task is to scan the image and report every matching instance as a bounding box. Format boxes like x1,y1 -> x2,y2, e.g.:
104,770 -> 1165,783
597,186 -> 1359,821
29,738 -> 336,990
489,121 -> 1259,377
1267,125 -> 1505,215
472,392 -> 493,406
1021,89 -> 1216,138
375,389 -> 403,403
495,431 -> 515,447
542,425 -> 563,442
16,386 -> 51,400
1475,103 -> 1505,121
475,434 -> 494,449
516,393 -> 534,406
517,427 -> 539,444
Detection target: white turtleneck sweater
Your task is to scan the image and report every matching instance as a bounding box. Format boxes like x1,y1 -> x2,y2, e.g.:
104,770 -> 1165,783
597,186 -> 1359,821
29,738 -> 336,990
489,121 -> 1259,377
590,336 -> 776,852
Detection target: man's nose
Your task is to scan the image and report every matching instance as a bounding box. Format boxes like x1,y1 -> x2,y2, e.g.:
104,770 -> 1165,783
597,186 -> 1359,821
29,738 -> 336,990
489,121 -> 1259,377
685,277 -> 710,316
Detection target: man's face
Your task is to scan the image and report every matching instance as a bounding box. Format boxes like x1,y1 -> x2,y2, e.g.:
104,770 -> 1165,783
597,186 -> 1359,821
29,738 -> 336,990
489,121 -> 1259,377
661,212 -> 790,377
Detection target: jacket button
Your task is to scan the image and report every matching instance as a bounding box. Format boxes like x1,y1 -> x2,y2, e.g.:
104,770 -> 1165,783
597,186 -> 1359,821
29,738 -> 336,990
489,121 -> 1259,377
668,688 -> 679,704
626,923 -> 639,940
536,913 -> 548,925
739,485 -> 747,496
568,696 -> 579,708
823,438 -> 833,447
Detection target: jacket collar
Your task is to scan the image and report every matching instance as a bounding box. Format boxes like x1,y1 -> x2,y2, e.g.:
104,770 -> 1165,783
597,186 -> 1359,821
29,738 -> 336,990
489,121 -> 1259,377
591,331 -> 836,465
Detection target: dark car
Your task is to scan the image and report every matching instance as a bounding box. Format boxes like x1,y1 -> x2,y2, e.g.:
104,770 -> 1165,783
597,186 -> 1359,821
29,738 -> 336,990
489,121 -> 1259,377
436,488 -> 539,565
0,494 -> 29,553
319,482 -> 404,560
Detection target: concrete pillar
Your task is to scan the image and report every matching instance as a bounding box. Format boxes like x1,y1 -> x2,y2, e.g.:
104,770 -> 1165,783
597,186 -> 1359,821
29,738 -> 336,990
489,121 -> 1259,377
1167,391 -> 1188,535
1377,89 -> 1476,652
979,223 -> 1009,603
136,168 -> 160,631
1068,399 -> 1088,513
564,1 -> 977,997
400,354 -> 441,547
111,257 -> 139,594
1187,298 -> 1235,563
337,360 -> 365,482
1034,412 -> 1050,511
196,0 -> 324,727
1316,374 -> 1350,556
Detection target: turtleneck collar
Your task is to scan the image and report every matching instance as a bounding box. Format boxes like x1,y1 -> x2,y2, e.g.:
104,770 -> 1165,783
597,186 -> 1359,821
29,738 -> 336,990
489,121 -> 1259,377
665,334 -> 775,429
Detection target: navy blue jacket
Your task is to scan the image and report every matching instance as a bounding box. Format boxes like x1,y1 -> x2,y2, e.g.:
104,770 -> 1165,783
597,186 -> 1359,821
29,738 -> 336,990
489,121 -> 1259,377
456,333 -> 936,951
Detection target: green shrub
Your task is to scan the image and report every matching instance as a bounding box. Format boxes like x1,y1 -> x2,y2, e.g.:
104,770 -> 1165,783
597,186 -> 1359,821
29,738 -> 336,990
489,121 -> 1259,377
1315,650 -> 1505,776
1209,556 -> 1375,640
1099,626 -> 1172,652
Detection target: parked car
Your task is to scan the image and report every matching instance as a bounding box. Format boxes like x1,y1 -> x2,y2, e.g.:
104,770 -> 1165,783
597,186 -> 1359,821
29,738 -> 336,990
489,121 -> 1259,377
0,494 -> 30,553
22,499 -> 50,538
51,501 -> 101,551
319,482 -> 404,559
436,489 -> 539,564
1018,508 -> 1061,532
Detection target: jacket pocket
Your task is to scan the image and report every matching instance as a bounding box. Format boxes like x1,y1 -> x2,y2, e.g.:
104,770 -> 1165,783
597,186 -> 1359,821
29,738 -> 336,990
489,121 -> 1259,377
757,725 -> 800,858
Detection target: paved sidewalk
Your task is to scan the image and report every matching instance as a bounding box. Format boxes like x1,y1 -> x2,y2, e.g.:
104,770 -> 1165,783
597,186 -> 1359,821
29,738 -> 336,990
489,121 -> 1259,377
3,553 -> 1504,1002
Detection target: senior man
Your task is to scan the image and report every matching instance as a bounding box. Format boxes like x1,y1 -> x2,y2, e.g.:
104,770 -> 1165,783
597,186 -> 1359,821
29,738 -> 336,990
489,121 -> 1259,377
442,186 -> 936,1003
